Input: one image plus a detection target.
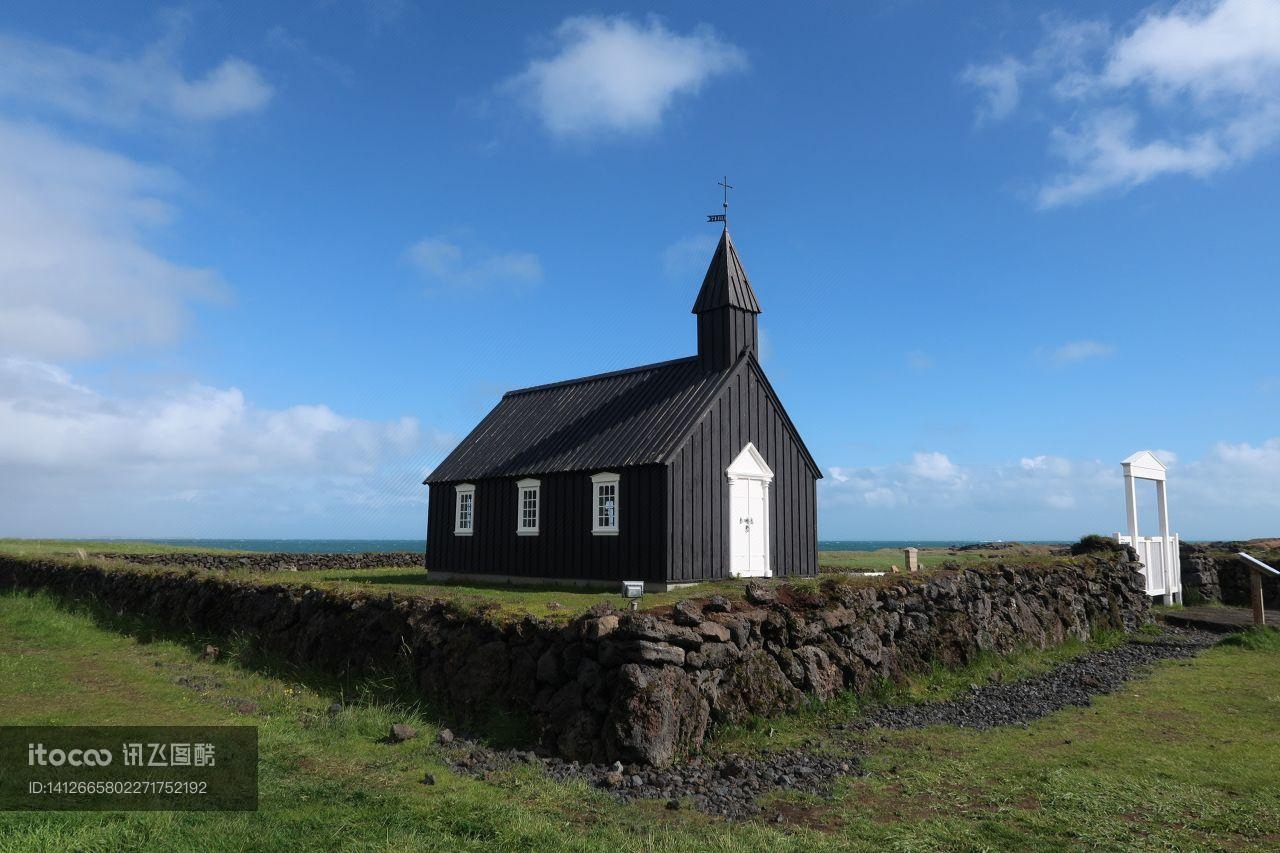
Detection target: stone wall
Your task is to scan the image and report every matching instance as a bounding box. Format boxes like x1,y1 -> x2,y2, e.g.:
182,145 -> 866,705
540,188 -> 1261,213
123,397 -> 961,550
1217,553 -> 1280,607
88,551 -> 423,573
0,555 -> 1149,767
1176,543 -> 1280,607
1179,543 -> 1221,603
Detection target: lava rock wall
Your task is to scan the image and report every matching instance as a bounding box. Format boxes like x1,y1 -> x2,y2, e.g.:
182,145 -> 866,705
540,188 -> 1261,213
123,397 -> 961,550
86,551 -> 423,572
1216,553 -> 1280,606
0,555 -> 1149,767
1179,543 -> 1222,603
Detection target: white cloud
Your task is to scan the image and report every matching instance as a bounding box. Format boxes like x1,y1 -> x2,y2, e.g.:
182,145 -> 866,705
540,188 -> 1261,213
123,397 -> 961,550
1103,0 -> 1280,99
0,23 -> 274,361
1042,339 -> 1114,366
1021,455 -> 1073,476
823,451 -> 1110,530
0,30 -> 272,126
965,0 -> 1280,205
962,57 -> 1024,123
821,439 -> 1280,539
407,236 -> 543,293
1039,109 -> 1233,206
0,25 -> 441,538
503,15 -> 747,138
0,118 -> 220,360
1180,438 -> 1280,511
0,358 -> 448,537
907,451 -> 965,483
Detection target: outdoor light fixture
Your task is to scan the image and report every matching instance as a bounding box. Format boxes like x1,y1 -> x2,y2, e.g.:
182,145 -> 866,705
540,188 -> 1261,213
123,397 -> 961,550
621,580 -> 644,610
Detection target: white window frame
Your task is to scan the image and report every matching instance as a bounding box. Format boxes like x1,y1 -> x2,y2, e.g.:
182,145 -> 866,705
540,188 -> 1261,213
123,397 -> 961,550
454,483 -> 475,536
516,478 -> 540,536
590,472 -> 620,536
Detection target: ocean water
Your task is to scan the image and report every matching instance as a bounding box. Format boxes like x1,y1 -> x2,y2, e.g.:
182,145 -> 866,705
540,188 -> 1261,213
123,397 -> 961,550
137,538 -> 1051,554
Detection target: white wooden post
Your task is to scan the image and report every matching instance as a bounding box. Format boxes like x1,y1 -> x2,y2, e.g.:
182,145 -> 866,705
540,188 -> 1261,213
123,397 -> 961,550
1125,472 -> 1140,551
1156,479 -> 1176,605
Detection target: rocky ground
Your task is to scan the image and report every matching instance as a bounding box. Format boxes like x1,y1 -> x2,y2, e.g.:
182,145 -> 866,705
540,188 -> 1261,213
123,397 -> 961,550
442,627 -> 1218,821
858,626 -> 1216,731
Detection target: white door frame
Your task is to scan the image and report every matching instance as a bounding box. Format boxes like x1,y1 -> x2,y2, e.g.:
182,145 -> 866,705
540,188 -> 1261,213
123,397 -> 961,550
1117,450 -> 1182,605
727,443 -> 773,578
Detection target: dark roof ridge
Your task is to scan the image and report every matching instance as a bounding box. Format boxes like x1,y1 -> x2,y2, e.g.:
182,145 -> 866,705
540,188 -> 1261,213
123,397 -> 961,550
691,228 -> 762,315
503,355 -> 700,398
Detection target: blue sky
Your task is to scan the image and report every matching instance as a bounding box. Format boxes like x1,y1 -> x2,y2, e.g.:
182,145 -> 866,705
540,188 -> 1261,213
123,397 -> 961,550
1,0 -> 1278,540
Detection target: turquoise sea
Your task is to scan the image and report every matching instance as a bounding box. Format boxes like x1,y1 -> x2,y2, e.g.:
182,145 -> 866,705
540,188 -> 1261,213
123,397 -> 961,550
131,538 -> 1062,554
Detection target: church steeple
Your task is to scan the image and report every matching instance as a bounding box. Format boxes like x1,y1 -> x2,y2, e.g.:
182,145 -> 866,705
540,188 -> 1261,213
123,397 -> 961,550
693,228 -> 761,371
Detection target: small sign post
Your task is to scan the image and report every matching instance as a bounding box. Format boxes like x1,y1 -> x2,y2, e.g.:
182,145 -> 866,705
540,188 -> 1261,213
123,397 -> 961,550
1237,552 -> 1279,627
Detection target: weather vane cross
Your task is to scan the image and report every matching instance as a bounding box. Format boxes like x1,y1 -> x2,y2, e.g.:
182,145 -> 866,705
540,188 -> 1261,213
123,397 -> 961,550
707,176 -> 732,227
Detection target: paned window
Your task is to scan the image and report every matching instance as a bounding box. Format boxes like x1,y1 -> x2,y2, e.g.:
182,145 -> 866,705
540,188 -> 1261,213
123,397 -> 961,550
590,472 -> 620,535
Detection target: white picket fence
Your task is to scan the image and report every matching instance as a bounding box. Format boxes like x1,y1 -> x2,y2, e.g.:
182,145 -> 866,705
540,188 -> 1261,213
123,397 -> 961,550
1117,533 -> 1181,598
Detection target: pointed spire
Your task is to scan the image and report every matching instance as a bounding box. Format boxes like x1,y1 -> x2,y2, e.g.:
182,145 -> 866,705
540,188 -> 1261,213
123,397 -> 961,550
691,229 -> 762,315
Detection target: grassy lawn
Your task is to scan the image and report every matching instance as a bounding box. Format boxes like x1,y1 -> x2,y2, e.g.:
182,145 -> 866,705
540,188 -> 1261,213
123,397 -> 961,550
1,591 -> 1277,850
0,539 -> 246,558
3,543 -> 1061,622
817,544 -> 1070,573
3,540 -> 1079,621
249,568 -> 762,620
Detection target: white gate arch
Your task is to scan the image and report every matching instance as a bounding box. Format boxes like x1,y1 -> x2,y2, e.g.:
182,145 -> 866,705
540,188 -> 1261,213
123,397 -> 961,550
1116,450 -> 1182,604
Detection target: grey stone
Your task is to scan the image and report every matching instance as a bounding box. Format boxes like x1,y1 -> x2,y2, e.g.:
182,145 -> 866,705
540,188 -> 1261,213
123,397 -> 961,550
581,614 -> 620,640
672,600 -> 702,626
696,621 -> 731,642
704,595 -> 733,613
745,582 -> 777,605
389,723 -> 417,742
603,664 -> 710,768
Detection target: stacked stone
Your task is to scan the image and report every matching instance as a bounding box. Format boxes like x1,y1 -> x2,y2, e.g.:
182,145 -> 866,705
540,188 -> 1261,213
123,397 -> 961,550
1178,543 -> 1221,603
89,551 -> 422,573
0,553 -> 1150,768
1216,552 -> 1280,607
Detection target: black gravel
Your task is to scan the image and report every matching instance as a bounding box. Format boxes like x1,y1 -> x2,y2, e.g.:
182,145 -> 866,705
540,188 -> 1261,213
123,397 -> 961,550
446,745 -> 861,820
442,628 -> 1217,820
858,627 -> 1217,731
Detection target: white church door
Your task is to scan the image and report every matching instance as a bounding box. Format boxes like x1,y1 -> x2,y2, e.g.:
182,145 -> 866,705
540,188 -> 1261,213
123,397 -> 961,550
727,443 -> 773,578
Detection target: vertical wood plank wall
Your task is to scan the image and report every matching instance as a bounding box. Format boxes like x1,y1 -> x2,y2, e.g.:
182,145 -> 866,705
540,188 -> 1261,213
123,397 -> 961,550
426,465 -> 668,582
696,307 -> 758,372
665,367 -> 819,582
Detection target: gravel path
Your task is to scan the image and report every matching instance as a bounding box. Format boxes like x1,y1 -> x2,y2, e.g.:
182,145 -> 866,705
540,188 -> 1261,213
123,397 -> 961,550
442,628 -> 1218,820
859,627 -> 1217,731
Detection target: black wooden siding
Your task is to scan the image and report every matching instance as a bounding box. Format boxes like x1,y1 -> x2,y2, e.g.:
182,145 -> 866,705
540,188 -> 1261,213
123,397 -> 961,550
666,361 -> 819,582
427,465 -> 668,583
696,307 -> 758,372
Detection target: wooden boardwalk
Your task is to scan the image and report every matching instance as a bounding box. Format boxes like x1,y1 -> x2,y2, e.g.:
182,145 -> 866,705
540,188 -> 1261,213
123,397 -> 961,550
1158,605 -> 1279,633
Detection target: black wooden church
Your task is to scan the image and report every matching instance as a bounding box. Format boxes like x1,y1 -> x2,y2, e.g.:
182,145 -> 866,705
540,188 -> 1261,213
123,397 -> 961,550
424,228 -> 820,589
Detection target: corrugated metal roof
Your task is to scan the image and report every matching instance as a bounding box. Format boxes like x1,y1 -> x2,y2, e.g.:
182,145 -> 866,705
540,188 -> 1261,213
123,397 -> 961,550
425,356 -> 737,483
691,229 -> 762,314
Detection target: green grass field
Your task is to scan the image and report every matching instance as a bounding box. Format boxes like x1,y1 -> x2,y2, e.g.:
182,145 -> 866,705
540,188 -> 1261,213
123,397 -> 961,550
0,540 -> 1053,622
1,590 -> 1277,851
0,539 -> 246,558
